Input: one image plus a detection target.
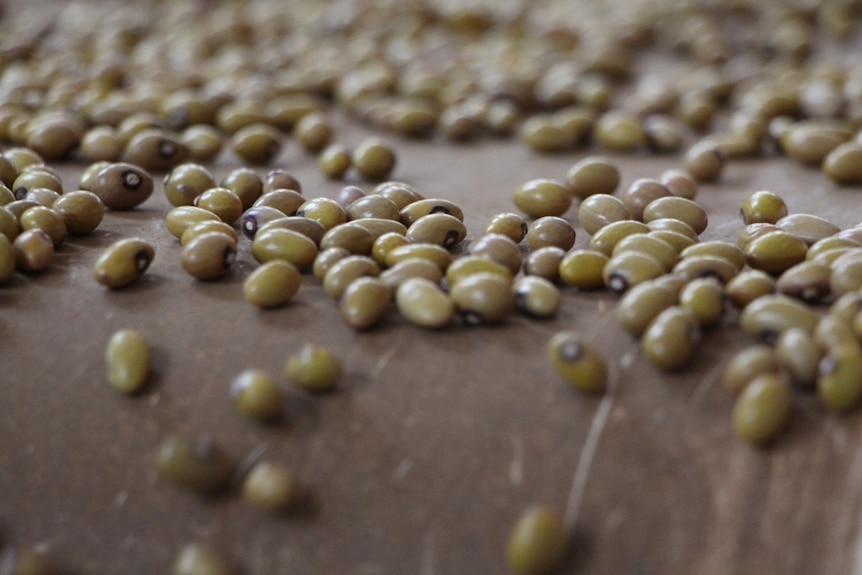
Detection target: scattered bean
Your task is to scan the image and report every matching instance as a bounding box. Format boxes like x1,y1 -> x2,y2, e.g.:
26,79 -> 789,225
106,329 -> 150,394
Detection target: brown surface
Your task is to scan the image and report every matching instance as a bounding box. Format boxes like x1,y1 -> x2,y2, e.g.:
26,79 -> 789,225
3,3 -> 862,575
3,127 -> 862,575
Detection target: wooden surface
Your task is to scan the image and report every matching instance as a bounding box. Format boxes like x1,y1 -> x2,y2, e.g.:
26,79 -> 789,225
3,2 -> 862,575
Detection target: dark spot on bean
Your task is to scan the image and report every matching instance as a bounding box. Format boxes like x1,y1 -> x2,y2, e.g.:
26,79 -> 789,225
514,289 -> 527,310
242,216 -> 259,239
121,170 -> 143,191
443,229 -> 460,249
461,310 -> 482,325
800,285 -> 827,302
699,269 -> 724,282
430,205 -> 451,215
135,250 -> 152,273
223,245 -> 237,268
760,329 -> 779,346
608,273 -> 629,294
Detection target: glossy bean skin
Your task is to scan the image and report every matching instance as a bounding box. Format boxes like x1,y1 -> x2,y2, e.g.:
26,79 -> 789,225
244,260 -> 302,309
173,544 -> 233,575
340,277 -> 392,331
89,162 -> 154,210
450,272 -> 515,325
231,369 -> 283,421
565,156 -> 620,199
395,277 -> 455,329
242,461 -> 298,513
642,306 -> 700,371
156,435 -> 233,495
506,505 -> 569,575
817,346 -> 862,412
732,374 -> 793,445
106,329 -> 150,394
513,178 -> 571,218
13,229 -> 54,272
547,331 -> 607,393
93,237 -> 155,288
284,344 -> 343,393
181,232 -> 237,281
723,345 -> 780,394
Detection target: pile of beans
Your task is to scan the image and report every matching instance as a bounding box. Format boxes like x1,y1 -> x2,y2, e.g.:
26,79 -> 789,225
3,0 -> 862,573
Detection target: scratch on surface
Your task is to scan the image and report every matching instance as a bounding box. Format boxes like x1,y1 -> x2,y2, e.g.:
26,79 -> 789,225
509,432 -> 524,486
112,491 -> 128,509
689,360 -> 724,406
371,345 -> 399,379
234,443 -> 268,484
392,458 -> 412,482
420,532 -> 435,575
620,349 -> 636,369
564,362 -> 619,528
